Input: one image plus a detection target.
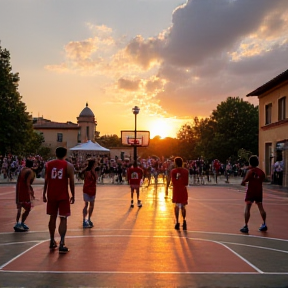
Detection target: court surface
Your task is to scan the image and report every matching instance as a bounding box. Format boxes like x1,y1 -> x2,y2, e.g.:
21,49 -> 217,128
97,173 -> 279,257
0,180 -> 288,288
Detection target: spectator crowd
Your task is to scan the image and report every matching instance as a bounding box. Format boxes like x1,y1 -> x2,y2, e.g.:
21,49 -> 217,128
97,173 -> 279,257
0,152 -> 270,186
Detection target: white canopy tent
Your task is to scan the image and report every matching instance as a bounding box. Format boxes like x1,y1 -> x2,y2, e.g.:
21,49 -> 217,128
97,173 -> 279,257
70,140 -> 110,153
70,140 -> 110,163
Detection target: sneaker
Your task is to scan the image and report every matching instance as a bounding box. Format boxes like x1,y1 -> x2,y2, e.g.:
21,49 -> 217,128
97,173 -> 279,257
130,200 -> 134,208
83,220 -> 91,228
21,223 -> 29,230
259,223 -> 268,232
88,220 -> 94,227
59,245 -> 69,254
240,225 -> 249,233
183,220 -> 187,231
175,223 -> 180,230
137,200 -> 142,208
49,240 -> 57,249
14,223 -> 25,232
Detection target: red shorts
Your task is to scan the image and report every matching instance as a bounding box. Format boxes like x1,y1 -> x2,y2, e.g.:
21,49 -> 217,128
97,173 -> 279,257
47,199 -> 71,217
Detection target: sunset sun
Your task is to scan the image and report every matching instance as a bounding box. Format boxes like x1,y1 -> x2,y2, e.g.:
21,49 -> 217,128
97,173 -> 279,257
149,118 -> 174,139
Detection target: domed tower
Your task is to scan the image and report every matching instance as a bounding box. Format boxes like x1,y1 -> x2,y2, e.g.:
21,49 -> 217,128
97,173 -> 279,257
77,103 -> 97,143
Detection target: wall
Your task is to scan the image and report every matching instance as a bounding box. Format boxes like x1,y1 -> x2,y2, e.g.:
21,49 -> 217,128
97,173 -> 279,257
35,128 -> 79,150
258,82 -> 288,186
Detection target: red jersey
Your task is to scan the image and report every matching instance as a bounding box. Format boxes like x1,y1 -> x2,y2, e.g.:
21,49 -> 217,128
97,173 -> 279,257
214,160 -> 220,171
245,167 -> 265,200
46,159 -> 69,201
127,167 -> 143,186
171,167 -> 189,204
16,167 -> 34,203
83,170 -> 97,196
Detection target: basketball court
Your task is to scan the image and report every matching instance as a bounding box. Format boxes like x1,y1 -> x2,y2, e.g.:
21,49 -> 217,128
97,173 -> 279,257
0,181 -> 288,287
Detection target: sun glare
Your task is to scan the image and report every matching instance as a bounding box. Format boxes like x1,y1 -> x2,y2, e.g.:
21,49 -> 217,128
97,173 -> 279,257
149,118 -> 173,139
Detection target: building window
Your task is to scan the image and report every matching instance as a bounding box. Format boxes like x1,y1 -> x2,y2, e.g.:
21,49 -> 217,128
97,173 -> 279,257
278,97 -> 286,121
265,103 -> 272,125
57,133 -> 63,142
77,130 -> 81,143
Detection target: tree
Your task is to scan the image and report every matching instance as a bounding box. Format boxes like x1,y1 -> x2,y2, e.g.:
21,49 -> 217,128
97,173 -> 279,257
139,136 -> 179,159
210,97 -> 258,162
193,117 -> 217,161
176,97 -> 259,162
176,119 -> 200,160
96,134 -> 122,148
0,44 -> 35,155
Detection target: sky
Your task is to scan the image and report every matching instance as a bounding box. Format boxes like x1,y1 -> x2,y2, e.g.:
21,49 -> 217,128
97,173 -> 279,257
1,0 -> 288,139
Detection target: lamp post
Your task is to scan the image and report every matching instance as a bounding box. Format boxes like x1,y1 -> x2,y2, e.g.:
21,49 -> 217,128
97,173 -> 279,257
132,106 -> 140,162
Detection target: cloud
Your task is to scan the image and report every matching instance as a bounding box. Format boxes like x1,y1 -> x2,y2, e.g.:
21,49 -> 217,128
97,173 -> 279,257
46,0 -> 288,122
125,35 -> 163,69
45,24 -> 122,75
118,78 -> 140,91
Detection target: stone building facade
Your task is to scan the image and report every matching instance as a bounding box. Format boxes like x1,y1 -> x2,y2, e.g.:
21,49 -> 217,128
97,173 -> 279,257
33,103 -> 98,150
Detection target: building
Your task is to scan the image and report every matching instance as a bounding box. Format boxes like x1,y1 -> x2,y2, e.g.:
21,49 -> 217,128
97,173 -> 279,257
247,69 -> 288,187
77,103 -> 98,143
33,103 -> 98,150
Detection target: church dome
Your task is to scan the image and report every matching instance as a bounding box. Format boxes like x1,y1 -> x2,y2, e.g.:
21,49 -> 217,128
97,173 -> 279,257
79,103 -> 94,117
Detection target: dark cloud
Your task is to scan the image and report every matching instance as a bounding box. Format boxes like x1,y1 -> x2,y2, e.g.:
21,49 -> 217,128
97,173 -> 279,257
228,43 -> 288,76
120,0 -> 288,118
162,0 -> 285,66
125,35 -> 163,69
118,78 -> 140,91
145,78 -> 163,93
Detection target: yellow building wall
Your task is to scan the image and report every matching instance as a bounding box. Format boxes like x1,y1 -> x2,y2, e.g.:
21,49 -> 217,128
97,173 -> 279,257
36,129 -> 79,150
258,83 -> 288,186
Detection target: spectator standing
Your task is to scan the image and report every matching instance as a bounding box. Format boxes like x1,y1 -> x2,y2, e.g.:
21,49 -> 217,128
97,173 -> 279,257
213,159 -> 221,184
274,158 -> 284,185
117,163 -> 123,184
225,160 -> 232,183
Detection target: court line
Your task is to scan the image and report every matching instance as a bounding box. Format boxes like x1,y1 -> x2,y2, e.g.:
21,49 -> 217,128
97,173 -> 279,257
0,270 -> 268,274
0,240 -> 41,246
1,229 -> 288,242
214,241 -> 263,273
0,235 -> 265,273
221,241 -> 288,254
0,241 -> 44,270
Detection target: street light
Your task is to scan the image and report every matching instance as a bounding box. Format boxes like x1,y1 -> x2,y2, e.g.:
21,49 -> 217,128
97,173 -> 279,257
132,106 -> 140,162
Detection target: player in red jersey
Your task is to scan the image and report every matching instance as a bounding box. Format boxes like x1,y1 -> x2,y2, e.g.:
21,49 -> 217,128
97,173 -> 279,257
43,147 -> 75,253
14,159 -> 35,232
240,155 -> 267,234
82,158 -> 97,228
213,159 -> 221,184
171,157 -> 189,230
127,161 -> 143,208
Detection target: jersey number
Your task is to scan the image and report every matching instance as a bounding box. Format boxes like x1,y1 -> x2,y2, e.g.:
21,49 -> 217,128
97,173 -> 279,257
51,168 -> 63,179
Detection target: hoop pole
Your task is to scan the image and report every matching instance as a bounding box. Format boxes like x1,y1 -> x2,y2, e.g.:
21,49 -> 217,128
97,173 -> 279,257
134,113 -> 137,162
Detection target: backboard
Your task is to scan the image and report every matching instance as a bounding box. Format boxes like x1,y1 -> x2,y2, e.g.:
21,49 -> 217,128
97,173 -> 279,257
121,130 -> 150,147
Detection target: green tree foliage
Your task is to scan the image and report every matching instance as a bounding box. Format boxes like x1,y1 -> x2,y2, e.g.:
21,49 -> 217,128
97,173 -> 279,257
210,97 -> 258,161
96,134 -> 122,148
139,136 -> 179,159
176,120 -> 199,160
0,45 -> 38,155
177,97 -> 258,162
